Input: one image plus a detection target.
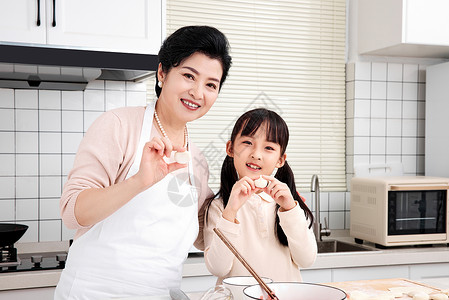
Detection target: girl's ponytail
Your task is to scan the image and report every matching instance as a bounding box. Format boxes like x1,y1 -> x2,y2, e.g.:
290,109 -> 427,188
274,161 -> 314,246
203,155 -> 238,223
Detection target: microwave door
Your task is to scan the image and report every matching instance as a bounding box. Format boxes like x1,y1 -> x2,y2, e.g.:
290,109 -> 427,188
387,189 -> 447,235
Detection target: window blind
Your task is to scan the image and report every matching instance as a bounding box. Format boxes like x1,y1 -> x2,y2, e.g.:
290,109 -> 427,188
151,0 -> 346,192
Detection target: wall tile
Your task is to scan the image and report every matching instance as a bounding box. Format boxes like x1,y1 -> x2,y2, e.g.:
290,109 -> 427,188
402,101 -> 418,119
84,90 -> 105,111
0,132 -> 14,153
403,83 -> 418,101
39,90 -> 61,109
85,80 -> 105,90
106,90 -> 126,111
417,101 -> 425,119
354,81 -> 371,99
16,109 -> 38,131
0,108 -> 14,130
417,137 -> 425,155
0,154 -> 14,176
417,156 -> 424,174
40,198 -> 61,220
62,132 -> 83,154
370,118 -> 386,136
16,154 -> 38,176
16,177 -> 38,199
106,81 -> 125,91
403,64 -> 419,82
386,101 -> 402,119
387,63 -> 403,81
39,132 -> 61,153
371,100 -> 386,118
0,200 -> 15,220
0,89 -> 14,108
39,220 -> 62,242
353,137 -> 370,155
15,90 -> 38,109
402,119 -> 418,137
40,154 -> 61,176
353,118 -> 370,136
126,91 -> 147,106
402,155 -> 417,174
355,62 -> 371,80
418,83 -> 426,100
417,120 -> 425,137
418,65 -> 427,82
62,111 -> 83,132
16,199 -> 38,220
62,91 -> 83,110
329,192 -> 345,211
402,137 -> 417,155
0,177 -> 15,199
386,119 -> 402,136
371,62 -> 387,81
329,211 -> 345,230
371,81 -> 387,99
126,81 -> 147,92
16,132 -> 38,153
353,100 -> 370,118
40,176 -> 61,198
386,137 -> 401,155
39,110 -> 61,132
370,137 -> 385,155
386,82 -> 402,100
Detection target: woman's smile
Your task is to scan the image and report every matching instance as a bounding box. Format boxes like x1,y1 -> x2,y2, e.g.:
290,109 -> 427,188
181,98 -> 200,110
246,162 -> 261,171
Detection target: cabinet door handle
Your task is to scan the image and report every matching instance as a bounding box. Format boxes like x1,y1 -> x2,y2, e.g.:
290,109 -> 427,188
52,0 -> 56,27
36,0 -> 41,26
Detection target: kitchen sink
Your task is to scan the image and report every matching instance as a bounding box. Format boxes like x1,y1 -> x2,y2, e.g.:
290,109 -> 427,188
317,239 -> 380,254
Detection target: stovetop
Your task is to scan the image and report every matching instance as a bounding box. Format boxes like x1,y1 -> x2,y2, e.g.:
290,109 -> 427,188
0,251 -> 67,273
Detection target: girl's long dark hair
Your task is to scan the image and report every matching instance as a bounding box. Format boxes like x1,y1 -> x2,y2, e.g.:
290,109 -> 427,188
203,108 -> 314,246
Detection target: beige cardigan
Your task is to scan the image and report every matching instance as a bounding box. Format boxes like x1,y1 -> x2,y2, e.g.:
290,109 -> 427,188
204,192 -> 317,284
60,106 -> 213,246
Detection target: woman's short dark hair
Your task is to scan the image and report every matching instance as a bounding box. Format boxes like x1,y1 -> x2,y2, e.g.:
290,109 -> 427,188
155,25 -> 232,97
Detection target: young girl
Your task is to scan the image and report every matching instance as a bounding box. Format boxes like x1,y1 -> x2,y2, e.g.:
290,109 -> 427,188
203,108 -> 317,284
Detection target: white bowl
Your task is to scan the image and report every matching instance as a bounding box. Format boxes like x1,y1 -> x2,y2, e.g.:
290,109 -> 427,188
223,276 -> 273,300
243,282 -> 347,300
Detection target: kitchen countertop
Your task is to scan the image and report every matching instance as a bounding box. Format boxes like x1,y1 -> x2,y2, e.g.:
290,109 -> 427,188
1,231 -> 448,291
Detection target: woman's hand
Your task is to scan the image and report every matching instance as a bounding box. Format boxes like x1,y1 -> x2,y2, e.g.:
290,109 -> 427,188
222,176 -> 256,222
260,175 -> 296,211
133,136 -> 187,191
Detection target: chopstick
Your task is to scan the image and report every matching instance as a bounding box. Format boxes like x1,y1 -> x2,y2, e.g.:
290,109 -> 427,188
213,228 -> 279,300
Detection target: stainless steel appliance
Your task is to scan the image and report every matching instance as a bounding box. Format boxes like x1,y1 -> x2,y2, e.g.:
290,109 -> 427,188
350,176 -> 449,247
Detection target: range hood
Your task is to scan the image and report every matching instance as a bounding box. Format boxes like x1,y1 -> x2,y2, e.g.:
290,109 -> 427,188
0,44 -> 158,90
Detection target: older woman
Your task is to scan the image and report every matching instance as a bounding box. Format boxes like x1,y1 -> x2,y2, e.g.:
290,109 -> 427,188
55,25 -> 232,299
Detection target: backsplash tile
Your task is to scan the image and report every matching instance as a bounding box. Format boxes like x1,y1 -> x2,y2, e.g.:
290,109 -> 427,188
0,80 -> 146,243
346,61 -> 426,185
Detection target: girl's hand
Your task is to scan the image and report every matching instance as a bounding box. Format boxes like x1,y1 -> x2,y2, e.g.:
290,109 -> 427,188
222,176 -> 256,222
133,136 -> 187,191
260,175 -> 296,211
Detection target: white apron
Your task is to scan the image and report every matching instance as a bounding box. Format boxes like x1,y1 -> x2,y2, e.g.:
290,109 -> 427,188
55,103 -> 199,300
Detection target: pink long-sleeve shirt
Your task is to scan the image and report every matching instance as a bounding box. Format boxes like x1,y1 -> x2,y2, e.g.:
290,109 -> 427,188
204,192 -> 317,284
60,106 -> 213,245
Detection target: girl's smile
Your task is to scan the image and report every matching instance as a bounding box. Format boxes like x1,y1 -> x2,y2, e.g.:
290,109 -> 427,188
227,124 -> 286,179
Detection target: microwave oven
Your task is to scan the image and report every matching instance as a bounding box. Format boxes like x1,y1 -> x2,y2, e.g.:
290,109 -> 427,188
350,176 -> 449,247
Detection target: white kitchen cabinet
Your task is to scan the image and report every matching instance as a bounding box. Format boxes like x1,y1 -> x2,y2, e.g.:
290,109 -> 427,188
358,0 -> 449,58
0,0 -> 163,55
409,263 -> 449,281
425,61 -> 449,177
0,0 -> 47,44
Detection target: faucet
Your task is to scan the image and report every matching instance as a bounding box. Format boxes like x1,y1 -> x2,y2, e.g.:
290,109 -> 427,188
311,174 -> 331,242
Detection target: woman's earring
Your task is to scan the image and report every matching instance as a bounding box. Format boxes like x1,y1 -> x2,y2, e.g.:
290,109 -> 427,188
158,81 -> 163,88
